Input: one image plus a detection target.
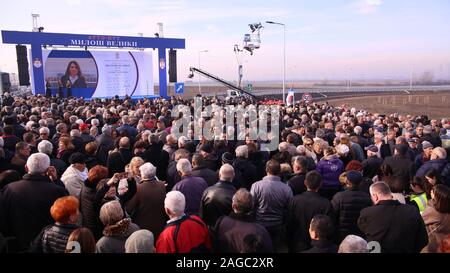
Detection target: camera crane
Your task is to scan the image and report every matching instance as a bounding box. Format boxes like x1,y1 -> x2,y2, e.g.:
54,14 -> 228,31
188,67 -> 256,101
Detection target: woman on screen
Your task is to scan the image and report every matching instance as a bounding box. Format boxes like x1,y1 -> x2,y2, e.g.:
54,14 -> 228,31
60,60 -> 87,88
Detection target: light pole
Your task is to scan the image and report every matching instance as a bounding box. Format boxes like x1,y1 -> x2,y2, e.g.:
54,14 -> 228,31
266,21 -> 286,103
410,67 -> 413,91
198,50 -> 208,95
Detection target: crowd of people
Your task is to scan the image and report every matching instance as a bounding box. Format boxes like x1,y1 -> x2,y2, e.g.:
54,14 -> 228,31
0,92 -> 449,253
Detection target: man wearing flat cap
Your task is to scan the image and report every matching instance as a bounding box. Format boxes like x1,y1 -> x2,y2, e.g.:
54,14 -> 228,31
362,145 -> 384,179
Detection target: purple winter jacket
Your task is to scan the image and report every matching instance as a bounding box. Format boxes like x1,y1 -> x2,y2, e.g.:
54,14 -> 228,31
316,155 -> 345,188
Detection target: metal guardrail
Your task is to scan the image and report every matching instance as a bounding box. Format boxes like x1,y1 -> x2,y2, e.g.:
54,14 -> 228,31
200,86 -> 450,98
252,85 -> 450,96
249,86 -> 450,96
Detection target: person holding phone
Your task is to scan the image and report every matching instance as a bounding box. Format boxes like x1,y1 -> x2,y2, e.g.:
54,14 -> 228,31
94,171 -> 137,214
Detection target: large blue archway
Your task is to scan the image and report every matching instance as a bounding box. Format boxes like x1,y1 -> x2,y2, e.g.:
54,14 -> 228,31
1,30 -> 185,98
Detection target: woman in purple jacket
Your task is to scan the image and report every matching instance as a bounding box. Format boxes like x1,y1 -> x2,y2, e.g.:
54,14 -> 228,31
316,147 -> 345,200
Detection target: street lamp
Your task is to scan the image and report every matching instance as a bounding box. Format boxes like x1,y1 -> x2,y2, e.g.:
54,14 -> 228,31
198,50 -> 208,95
266,21 -> 286,103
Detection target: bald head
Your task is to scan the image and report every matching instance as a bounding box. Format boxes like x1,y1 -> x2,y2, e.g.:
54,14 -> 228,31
119,137 -> 130,149
219,164 -> 235,182
369,182 -> 393,205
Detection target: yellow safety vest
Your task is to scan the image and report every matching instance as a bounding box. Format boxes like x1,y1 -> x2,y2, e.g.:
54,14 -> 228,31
410,192 -> 428,212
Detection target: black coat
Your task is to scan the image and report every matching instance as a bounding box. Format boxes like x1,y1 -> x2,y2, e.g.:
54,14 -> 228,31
358,200 -> 428,253
12,124 -> 26,140
301,239 -> 338,253
384,155 -> 416,191
81,133 -> 95,146
200,181 -> 236,227
79,180 -> 102,240
420,134 -> 442,149
96,133 -> 113,166
144,143 -> 169,181
0,174 -> 68,251
287,172 -> 307,196
362,156 -> 384,179
60,75 -> 87,88
72,136 -> 84,152
233,158 -> 257,190
85,156 -> 100,170
286,191 -> 334,252
2,135 -> 20,159
50,158 -> 67,178
379,142 -> 392,159
248,151 -> 265,181
0,158 -> 22,175
166,160 -> 181,191
192,166 -> 219,187
204,154 -> 220,172
331,189 -> 372,241
58,149 -> 74,166
213,213 -> 273,253
30,223 -> 78,253
106,148 -> 132,177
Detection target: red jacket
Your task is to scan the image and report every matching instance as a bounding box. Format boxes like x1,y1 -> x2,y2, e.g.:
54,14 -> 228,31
155,215 -> 211,253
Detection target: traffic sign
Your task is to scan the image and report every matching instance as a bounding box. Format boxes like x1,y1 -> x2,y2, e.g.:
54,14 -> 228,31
247,83 -> 253,92
302,93 -> 312,104
175,82 -> 184,94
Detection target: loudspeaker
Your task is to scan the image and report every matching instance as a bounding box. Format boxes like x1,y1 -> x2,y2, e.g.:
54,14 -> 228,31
16,45 -> 30,86
168,49 -> 177,83
1,73 -> 11,92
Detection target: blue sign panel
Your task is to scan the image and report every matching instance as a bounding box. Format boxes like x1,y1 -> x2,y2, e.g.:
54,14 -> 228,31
175,82 -> 184,94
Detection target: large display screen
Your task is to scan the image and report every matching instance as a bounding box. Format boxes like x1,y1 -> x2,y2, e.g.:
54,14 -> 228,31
40,49 -> 154,98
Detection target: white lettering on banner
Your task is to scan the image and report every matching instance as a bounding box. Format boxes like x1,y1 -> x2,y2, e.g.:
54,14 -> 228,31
69,39 -> 137,48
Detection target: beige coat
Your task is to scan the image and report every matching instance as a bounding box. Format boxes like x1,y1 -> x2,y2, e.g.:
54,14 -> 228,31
421,206 -> 450,253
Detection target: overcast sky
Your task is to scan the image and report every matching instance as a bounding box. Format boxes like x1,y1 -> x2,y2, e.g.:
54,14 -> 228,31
1,0 -> 449,82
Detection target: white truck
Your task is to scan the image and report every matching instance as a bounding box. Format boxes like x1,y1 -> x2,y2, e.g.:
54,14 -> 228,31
226,89 -> 241,100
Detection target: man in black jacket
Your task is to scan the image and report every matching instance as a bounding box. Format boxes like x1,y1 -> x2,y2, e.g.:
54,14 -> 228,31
331,171 -> 372,241
420,125 -> 442,148
286,171 -> 334,253
144,134 -> 169,181
192,154 -> 219,187
358,182 -> 428,253
200,164 -> 237,228
233,145 -> 257,190
384,144 -> 416,192
362,145 -> 384,179
287,156 -> 308,196
302,214 -> 338,253
213,188 -> 273,253
0,153 -> 68,252
373,132 -> 391,159
166,149 -> 190,191
107,137 -> 133,177
95,125 -> 114,166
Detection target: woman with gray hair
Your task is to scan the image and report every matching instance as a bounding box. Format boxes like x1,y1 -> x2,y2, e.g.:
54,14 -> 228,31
338,235 -> 368,253
96,200 -> 140,253
125,230 -> 155,253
